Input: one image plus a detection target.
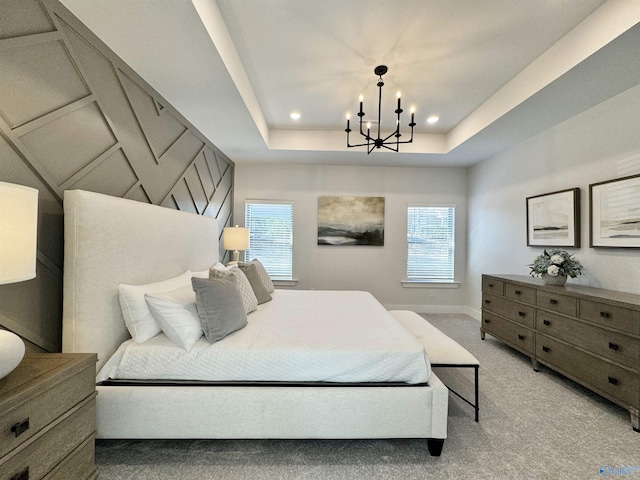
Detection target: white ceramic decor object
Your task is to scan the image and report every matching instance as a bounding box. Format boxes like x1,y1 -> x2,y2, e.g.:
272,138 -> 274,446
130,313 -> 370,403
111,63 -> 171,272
0,330 -> 26,379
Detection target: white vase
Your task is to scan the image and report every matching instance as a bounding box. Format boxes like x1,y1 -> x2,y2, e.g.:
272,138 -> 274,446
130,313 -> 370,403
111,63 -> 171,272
542,273 -> 567,286
0,330 -> 25,379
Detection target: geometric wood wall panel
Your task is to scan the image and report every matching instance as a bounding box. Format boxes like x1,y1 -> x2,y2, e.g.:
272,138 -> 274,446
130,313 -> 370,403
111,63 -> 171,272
21,101 -> 118,185
0,0 -> 235,352
0,40 -> 90,128
0,0 -> 55,40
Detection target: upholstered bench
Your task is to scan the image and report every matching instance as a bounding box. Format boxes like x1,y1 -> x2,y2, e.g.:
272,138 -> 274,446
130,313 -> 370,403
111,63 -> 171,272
390,310 -> 480,422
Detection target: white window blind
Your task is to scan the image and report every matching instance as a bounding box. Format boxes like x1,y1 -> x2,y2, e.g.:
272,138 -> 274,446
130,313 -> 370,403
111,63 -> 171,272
406,205 -> 455,281
244,201 -> 293,280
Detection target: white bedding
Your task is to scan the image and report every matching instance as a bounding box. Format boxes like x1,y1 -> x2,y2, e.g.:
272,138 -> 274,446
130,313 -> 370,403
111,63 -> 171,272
96,290 -> 431,384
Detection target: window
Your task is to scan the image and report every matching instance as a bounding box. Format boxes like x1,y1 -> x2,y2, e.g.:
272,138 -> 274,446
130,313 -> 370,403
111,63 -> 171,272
406,205 -> 455,281
244,201 -> 293,280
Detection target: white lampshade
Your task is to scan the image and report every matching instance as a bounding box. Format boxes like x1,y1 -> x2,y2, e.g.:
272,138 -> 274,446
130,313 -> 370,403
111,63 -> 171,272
0,182 -> 39,285
223,226 -> 250,251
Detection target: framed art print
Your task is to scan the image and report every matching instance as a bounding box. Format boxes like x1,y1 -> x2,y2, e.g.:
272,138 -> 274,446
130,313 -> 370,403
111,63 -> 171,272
317,196 -> 384,246
526,188 -> 580,247
590,174 -> 640,248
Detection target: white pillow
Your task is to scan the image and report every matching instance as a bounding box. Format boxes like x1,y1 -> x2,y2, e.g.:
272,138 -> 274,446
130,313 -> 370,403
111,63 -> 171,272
118,271 -> 193,343
145,286 -> 203,350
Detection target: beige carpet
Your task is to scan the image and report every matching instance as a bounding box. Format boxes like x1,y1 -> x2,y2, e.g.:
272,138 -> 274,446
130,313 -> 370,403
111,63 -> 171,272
95,314 -> 640,479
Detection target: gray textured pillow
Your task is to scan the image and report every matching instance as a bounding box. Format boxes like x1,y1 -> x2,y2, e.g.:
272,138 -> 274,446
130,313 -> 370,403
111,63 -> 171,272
191,276 -> 247,343
238,263 -> 272,304
209,266 -> 258,314
251,258 -> 275,293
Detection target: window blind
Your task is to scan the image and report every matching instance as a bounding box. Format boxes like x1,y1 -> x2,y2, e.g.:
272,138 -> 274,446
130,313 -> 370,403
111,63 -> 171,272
406,205 -> 455,280
244,201 -> 293,280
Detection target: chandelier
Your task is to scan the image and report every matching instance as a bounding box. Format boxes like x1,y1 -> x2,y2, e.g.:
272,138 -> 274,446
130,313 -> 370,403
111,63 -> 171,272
345,65 -> 415,154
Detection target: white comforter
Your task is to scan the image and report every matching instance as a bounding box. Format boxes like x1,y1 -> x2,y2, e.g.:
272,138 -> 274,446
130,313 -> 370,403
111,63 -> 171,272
96,290 -> 431,384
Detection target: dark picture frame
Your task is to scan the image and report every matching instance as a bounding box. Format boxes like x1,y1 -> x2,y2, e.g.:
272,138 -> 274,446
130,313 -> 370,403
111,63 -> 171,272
526,188 -> 580,247
589,174 -> 640,248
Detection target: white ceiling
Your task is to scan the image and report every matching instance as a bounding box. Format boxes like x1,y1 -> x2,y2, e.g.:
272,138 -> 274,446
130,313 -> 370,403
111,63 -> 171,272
60,0 -> 640,167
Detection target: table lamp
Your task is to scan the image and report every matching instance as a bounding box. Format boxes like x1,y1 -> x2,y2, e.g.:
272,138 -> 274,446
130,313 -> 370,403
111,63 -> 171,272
0,181 -> 38,379
223,225 -> 249,265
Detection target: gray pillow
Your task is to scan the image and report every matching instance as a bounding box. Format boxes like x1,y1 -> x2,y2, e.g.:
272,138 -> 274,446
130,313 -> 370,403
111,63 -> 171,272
238,263 -> 272,304
209,266 -> 258,314
191,276 -> 247,343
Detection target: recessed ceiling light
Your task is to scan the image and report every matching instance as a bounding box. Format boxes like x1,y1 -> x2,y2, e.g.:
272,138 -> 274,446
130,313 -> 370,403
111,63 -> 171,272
290,112 -> 301,120
427,115 -> 439,125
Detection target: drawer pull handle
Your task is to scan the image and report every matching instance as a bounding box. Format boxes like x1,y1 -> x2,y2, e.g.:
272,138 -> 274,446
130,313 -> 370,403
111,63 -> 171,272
549,299 -> 558,304
518,311 -> 525,317
518,334 -> 525,340
514,290 -> 521,295
608,376 -> 619,386
11,467 -> 29,480
600,311 -> 610,319
543,320 -> 551,326
11,418 -> 29,438
542,346 -> 550,353
608,342 -> 619,351
484,319 -> 491,324
488,283 -> 494,288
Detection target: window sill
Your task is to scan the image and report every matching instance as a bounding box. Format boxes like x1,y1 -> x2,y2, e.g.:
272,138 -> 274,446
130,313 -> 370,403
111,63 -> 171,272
273,279 -> 298,287
401,280 -> 460,289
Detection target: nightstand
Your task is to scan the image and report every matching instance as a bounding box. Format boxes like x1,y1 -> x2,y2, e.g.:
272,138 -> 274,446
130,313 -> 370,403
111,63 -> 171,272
0,353 -> 97,480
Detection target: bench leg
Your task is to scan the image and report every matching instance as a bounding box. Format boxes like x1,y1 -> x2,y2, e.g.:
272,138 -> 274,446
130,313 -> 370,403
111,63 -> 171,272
427,438 -> 445,456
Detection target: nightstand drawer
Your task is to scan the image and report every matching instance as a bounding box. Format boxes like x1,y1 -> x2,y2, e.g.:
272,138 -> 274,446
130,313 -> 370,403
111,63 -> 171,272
536,335 -> 639,407
537,291 -> 577,317
579,300 -> 640,335
536,311 -> 639,370
482,313 -> 534,354
483,293 -> 534,327
505,283 -> 536,304
0,363 -> 95,459
44,435 -> 96,480
0,396 -> 96,480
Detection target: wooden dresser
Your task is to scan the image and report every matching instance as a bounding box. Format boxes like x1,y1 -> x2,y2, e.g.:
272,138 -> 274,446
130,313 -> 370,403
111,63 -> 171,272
0,353 -> 97,480
481,274 -> 640,431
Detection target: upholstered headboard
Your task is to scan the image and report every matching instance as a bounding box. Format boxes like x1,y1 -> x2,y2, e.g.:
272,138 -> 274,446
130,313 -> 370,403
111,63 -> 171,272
62,190 -> 219,371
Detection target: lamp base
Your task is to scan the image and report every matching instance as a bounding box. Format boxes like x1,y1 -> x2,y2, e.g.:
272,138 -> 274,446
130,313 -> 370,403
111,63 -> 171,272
0,330 -> 25,379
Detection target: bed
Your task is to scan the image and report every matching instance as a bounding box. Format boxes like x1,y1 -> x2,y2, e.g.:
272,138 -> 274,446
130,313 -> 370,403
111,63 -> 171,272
62,190 -> 448,455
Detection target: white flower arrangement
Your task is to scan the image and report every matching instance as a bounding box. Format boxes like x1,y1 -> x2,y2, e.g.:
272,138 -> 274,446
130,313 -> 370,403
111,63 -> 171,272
529,249 -> 584,278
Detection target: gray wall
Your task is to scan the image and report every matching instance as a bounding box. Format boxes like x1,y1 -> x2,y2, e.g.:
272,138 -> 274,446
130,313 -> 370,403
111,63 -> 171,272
0,0 -> 234,351
467,83 -> 640,318
234,164 -> 469,313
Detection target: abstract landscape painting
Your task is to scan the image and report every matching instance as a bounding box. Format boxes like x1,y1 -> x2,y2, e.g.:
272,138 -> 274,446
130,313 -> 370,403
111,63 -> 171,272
317,196 -> 384,246
590,174 -> 640,248
526,188 -> 579,247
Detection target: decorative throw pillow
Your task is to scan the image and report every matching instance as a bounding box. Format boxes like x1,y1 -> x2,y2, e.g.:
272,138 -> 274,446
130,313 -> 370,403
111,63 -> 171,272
239,259 -> 274,293
145,285 -> 203,350
191,276 -> 247,343
118,271 -> 193,343
238,263 -> 272,304
209,266 -> 258,314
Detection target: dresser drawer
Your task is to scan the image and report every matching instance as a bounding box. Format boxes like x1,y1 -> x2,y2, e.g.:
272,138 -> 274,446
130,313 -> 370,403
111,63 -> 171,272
0,364 -> 95,459
536,335 -> 639,407
579,299 -> 640,335
44,435 -> 96,480
483,293 -> 534,327
505,283 -> 536,305
537,290 -> 577,317
482,277 -> 504,295
0,396 -> 96,480
536,311 -> 640,370
482,312 -> 534,354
